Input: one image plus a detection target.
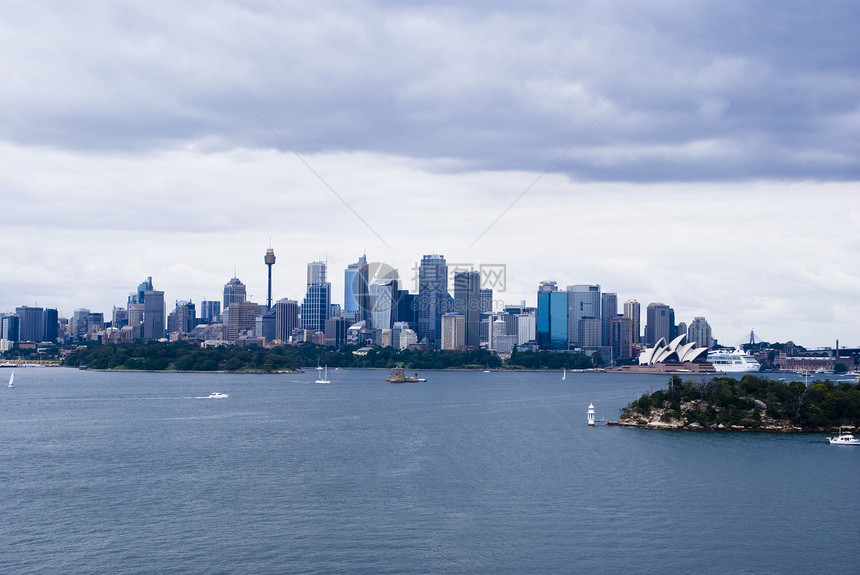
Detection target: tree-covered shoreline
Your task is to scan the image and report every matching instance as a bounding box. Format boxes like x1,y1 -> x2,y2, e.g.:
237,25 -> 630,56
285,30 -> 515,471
615,374 -> 860,432
63,341 -> 602,373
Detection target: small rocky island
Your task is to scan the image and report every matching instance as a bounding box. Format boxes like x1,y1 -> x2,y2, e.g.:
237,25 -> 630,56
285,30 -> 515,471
386,367 -> 424,383
611,374 -> 859,432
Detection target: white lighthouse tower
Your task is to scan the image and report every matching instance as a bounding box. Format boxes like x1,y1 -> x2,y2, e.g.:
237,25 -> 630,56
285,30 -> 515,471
587,403 -> 595,426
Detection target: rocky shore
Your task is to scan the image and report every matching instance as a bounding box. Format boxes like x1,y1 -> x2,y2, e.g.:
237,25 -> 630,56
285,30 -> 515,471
611,374 -> 859,432
610,399 -> 808,432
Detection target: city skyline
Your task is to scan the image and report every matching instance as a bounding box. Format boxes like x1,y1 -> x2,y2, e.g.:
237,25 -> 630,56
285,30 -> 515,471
1,2 -> 857,348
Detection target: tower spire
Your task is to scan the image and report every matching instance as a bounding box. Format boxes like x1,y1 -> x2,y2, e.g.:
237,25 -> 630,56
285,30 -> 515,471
264,247 -> 276,310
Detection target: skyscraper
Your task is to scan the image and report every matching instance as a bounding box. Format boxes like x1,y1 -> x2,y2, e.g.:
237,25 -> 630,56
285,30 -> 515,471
567,284 -> 600,348
127,303 -> 144,339
199,300 -> 221,324
417,254 -> 447,346
441,313 -> 466,350
225,301 -> 258,341
167,301 -> 196,335
73,309 -> 91,341
143,290 -> 165,339
453,270 -> 480,349
16,306 -> 44,343
688,316 -> 713,349
344,255 -> 369,321
610,316 -> 633,360
536,281 -> 568,350
223,277 -> 247,310
623,299 -> 641,344
645,302 -> 674,346
301,261 -> 331,332
43,308 -> 58,342
135,276 -> 153,304
368,278 -> 396,330
273,298 -> 299,342
601,292 -> 617,347
1,314 -> 19,342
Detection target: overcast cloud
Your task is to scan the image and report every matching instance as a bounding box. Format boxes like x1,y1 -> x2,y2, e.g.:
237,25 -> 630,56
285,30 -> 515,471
1,1 -> 858,348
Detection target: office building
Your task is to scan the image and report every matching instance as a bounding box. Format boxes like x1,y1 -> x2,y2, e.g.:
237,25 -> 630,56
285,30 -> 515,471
273,299 -> 299,342
324,317 -> 349,348
688,317 -> 714,349
112,306 -> 128,330
417,254 -> 447,346
479,288 -> 493,314
601,292 -> 617,347
623,299 -> 641,344
301,261 -> 331,332
453,270 -> 480,348
167,301 -> 196,335
517,313 -> 536,346
43,308 -> 58,342
143,290 -> 165,339
73,309 -> 91,341
223,277 -> 247,310
225,301 -> 258,341
127,303 -> 144,339
567,284 -> 600,348
645,302 -> 674,346
369,278 -> 397,330
441,313 -> 466,350
344,255 -> 370,322
199,300 -> 221,324
16,306 -> 44,342
610,316 -> 633,360
2,314 -> 19,342
536,281 -> 569,350
578,317 -> 602,347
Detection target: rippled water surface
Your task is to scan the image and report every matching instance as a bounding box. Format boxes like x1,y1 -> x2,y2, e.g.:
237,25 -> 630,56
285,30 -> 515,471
1,367 -> 857,574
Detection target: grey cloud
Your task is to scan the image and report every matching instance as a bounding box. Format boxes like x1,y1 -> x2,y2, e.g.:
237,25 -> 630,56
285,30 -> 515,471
1,1 -> 857,182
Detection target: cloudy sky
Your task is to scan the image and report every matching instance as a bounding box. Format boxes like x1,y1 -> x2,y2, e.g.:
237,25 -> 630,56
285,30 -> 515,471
1,1 -> 858,348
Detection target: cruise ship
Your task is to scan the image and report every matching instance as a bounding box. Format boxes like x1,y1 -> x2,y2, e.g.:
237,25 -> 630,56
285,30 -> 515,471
707,349 -> 761,372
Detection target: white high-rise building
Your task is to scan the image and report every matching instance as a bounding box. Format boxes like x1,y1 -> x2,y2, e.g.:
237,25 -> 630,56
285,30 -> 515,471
623,299 -> 641,344
441,313 -> 465,350
688,317 -> 714,349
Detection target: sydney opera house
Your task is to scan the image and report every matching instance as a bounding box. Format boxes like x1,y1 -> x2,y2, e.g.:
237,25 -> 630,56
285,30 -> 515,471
610,334 -> 719,374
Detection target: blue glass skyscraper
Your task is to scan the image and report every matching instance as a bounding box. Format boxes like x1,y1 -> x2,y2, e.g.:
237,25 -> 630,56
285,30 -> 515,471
536,281 -> 568,350
417,254 -> 447,346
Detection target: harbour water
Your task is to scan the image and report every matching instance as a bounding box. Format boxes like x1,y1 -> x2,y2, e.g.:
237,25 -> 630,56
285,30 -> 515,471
1,367 -> 857,574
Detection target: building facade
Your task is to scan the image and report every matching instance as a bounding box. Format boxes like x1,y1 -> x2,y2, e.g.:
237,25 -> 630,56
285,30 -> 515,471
453,270 -> 480,349
536,281 -> 568,350
301,261 -> 331,332
417,254 -> 447,346
623,299 -> 641,344
223,277 -> 247,310
645,302 -> 674,346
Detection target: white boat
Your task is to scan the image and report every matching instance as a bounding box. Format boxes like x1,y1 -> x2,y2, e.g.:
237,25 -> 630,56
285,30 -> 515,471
562,368 -> 566,381
7,371 -> 14,388
707,349 -> 761,372
827,429 -> 860,445
315,365 -> 330,384
206,392 -> 229,399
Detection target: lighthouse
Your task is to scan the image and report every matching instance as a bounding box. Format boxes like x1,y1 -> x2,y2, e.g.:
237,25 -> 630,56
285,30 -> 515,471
587,403 -> 595,426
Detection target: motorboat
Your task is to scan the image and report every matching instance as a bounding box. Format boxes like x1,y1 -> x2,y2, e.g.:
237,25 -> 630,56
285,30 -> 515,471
827,429 -> 859,445
206,392 -> 229,399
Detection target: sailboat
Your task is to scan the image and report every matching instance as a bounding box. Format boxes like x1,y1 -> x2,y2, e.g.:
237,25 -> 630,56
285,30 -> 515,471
7,371 -> 14,388
314,365 -> 330,384
562,368 -> 566,381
